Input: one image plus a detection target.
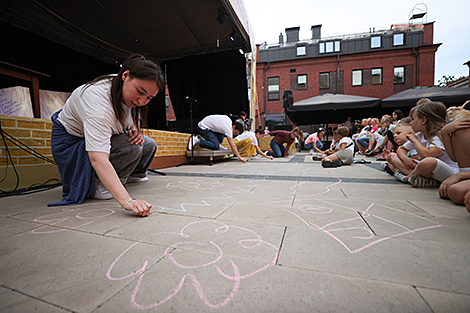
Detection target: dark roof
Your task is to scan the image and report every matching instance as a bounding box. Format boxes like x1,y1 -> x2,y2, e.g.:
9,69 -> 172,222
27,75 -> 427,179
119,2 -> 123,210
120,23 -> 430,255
286,93 -> 381,124
1,0 -> 252,64
381,86 -> 470,108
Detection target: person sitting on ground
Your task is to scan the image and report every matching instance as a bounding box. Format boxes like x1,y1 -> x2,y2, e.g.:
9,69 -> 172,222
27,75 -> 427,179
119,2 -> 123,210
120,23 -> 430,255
438,108 -> 470,212
234,129 -> 274,160
188,114 -> 247,163
265,127 -> 302,158
355,117 -> 379,153
304,127 -> 326,154
352,118 -> 372,140
381,117 -> 415,176
392,109 -> 404,125
365,115 -> 398,157
392,102 -> 459,187
321,126 -> 355,168
50,54 -> 164,217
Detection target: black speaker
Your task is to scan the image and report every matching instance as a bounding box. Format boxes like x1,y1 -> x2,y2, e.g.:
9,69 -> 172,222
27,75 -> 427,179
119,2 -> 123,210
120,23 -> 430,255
282,90 -> 293,108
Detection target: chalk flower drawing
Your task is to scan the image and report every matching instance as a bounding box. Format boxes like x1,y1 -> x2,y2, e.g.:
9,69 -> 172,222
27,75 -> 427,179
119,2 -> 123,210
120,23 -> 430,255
106,220 -> 279,309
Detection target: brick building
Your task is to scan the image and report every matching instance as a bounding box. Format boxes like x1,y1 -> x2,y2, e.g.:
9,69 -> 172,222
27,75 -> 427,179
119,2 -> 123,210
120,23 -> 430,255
255,22 -> 440,128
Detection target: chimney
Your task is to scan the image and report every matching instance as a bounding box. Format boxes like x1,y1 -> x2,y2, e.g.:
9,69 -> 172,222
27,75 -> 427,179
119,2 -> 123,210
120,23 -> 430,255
279,32 -> 284,44
311,24 -> 322,40
285,27 -> 300,43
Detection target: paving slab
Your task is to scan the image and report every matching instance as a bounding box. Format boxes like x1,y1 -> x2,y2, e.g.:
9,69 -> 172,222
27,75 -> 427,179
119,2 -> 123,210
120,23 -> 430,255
0,152 -> 468,312
417,287 -> 470,313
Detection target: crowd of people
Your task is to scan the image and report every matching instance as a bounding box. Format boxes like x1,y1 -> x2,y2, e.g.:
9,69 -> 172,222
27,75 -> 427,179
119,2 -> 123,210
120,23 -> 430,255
49,53 -> 470,217
303,98 -> 470,213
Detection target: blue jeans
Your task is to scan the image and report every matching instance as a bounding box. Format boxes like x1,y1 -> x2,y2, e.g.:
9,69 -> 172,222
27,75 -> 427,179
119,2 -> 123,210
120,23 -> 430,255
197,127 -> 225,150
356,136 -> 370,149
267,138 -> 286,157
109,133 -> 157,179
304,141 -> 323,150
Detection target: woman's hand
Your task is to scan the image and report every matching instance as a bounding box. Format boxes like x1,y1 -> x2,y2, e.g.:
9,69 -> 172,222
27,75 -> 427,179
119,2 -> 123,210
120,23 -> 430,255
125,199 -> 152,217
128,128 -> 145,145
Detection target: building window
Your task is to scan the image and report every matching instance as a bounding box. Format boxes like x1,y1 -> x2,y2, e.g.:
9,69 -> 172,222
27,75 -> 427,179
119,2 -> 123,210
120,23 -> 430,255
371,68 -> 382,85
290,68 -> 296,73
394,66 -> 405,84
319,41 -> 341,54
393,33 -> 404,46
334,41 -> 341,52
319,73 -> 329,89
297,45 -> 306,56
326,42 -> 333,53
371,36 -> 381,48
352,70 -> 362,86
267,77 -> 280,100
298,74 -> 307,90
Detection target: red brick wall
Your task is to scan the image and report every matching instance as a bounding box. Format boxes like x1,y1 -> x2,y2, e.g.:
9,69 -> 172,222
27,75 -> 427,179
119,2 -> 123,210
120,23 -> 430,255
256,45 -> 437,124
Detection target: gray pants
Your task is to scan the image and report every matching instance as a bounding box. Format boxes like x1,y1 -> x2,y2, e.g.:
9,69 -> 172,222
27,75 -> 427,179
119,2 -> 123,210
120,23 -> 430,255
109,133 -> 157,180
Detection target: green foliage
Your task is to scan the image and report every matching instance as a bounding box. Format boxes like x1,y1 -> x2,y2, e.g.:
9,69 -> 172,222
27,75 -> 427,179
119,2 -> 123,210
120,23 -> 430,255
436,74 -> 466,87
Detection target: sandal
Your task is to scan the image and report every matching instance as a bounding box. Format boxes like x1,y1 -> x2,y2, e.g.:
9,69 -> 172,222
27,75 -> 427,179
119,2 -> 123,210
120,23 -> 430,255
394,171 -> 409,183
409,175 -> 440,188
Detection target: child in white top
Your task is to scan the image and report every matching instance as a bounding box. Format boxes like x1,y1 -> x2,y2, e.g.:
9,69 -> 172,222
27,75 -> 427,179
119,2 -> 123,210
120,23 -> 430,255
394,102 -> 459,187
321,126 -> 354,167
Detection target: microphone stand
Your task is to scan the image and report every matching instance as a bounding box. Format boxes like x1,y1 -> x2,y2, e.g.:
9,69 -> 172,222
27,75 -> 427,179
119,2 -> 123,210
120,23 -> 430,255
176,96 -> 211,166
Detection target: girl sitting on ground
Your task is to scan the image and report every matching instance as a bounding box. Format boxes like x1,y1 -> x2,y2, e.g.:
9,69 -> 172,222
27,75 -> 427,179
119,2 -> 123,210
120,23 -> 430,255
321,126 -> 355,168
355,117 -> 379,153
392,101 -> 459,187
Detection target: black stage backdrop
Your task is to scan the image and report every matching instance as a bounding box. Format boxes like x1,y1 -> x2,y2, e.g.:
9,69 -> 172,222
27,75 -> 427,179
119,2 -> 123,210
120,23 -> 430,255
166,50 -> 249,132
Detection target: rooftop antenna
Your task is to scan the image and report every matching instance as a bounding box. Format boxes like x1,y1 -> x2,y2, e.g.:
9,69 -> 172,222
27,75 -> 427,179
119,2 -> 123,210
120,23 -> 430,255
409,3 -> 428,26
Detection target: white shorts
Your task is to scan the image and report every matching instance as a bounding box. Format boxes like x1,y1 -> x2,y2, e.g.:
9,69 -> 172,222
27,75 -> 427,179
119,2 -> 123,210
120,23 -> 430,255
431,159 -> 459,182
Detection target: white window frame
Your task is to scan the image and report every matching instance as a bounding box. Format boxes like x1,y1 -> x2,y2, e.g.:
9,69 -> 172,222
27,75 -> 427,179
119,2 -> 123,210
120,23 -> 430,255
371,36 -> 381,48
352,70 -> 362,86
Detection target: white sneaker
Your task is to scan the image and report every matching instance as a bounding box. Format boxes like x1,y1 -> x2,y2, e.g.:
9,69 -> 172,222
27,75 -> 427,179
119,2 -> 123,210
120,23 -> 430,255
309,149 -> 315,154
126,176 -> 149,183
219,145 -> 228,150
188,136 -> 200,150
92,179 -> 113,200
249,155 -> 258,160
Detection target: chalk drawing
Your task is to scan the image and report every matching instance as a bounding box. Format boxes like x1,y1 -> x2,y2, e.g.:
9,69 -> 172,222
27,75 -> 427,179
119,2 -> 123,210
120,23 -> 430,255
162,178 -> 263,213
279,179 -> 443,253
106,220 -> 279,309
166,179 -> 225,191
31,205 -> 115,234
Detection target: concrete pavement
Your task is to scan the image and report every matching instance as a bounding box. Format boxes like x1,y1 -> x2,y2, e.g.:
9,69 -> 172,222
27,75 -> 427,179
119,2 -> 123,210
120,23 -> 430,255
1,153 -> 469,312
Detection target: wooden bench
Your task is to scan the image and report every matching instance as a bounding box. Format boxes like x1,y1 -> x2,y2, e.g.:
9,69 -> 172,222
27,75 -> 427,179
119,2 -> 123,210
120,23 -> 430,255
186,149 -> 234,164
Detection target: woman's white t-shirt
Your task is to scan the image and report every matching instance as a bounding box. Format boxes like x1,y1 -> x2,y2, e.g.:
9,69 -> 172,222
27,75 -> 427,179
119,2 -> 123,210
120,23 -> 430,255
58,79 -> 132,154
198,115 -> 233,138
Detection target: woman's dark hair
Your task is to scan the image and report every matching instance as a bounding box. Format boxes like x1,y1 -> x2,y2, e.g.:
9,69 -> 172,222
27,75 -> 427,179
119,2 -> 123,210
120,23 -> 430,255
393,109 -> 404,121
87,54 -> 164,130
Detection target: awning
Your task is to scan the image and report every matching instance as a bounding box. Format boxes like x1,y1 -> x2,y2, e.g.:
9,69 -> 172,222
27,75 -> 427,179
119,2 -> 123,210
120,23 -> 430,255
381,86 -> 470,108
286,93 -> 381,125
